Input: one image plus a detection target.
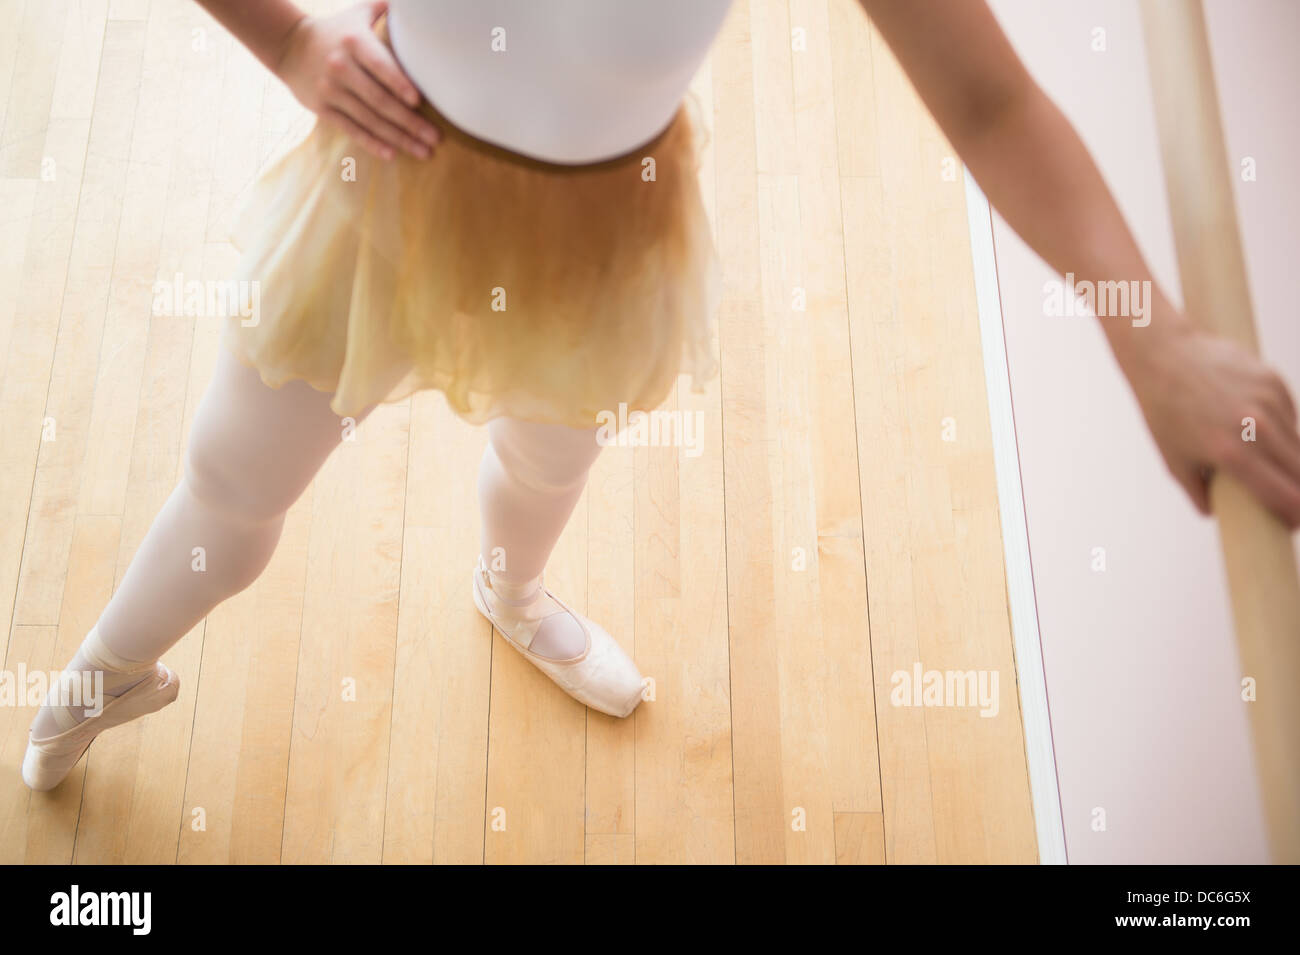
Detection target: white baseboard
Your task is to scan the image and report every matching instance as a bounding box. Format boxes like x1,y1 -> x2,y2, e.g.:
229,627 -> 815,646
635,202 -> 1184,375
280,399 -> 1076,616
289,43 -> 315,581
963,168 -> 1068,865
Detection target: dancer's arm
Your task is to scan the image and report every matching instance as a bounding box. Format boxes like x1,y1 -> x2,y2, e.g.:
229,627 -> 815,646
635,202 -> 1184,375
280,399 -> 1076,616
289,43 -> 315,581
861,0 -> 1300,526
193,0 -> 439,160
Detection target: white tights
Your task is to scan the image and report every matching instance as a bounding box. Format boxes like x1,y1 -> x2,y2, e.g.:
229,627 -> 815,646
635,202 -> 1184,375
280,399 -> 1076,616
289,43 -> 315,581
32,328 -> 601,738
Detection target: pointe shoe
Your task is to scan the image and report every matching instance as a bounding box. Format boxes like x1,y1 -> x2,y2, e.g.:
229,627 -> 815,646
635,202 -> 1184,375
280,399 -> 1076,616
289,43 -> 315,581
472,557 -> 645,718
23,662 -> 180,792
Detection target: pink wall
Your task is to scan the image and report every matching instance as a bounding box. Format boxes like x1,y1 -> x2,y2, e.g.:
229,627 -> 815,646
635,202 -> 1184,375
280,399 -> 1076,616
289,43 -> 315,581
985,0 -> 1300,863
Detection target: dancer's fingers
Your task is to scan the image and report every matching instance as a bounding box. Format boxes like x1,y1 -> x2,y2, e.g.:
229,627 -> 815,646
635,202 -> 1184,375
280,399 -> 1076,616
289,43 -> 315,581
332,88 -> 426,160
338,58 -> 438,155
351,17 -> 422,108
1172,463 -> 1212,516
1263,370 -> 1298,429
1260,413 -> 1300,492
1220,435 -> 1300,528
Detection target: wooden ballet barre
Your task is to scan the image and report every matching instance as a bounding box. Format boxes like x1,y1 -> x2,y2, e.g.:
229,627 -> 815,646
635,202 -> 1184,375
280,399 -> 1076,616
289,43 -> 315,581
1140,0 -> 1300,863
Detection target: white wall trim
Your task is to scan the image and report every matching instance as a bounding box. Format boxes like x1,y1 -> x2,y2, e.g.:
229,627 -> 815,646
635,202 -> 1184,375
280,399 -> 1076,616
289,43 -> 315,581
963,168 -> 1068,865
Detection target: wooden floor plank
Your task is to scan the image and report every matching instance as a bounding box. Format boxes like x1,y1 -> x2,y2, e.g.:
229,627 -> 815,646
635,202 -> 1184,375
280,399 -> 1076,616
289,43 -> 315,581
834,811 -> 886,864
628,60 -> 736,868
384,396 -> 491,864
74,4 -> 216,862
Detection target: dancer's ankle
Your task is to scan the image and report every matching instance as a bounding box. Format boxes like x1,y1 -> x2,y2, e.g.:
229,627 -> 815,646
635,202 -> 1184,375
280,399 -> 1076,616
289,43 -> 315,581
30,627 -> 154,738
481,562 -> 542,606
477,561 -> 587,660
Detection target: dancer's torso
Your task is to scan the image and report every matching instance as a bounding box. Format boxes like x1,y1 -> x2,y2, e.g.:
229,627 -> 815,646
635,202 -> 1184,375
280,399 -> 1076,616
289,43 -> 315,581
386,0 -> 734,165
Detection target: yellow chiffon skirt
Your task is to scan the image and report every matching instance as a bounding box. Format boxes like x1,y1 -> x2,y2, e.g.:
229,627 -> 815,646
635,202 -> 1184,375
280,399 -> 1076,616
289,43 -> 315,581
226,53 -> 720,428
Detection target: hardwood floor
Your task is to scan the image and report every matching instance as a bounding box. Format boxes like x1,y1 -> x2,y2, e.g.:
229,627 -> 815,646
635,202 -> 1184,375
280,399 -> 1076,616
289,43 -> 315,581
0,0 -> 1037,863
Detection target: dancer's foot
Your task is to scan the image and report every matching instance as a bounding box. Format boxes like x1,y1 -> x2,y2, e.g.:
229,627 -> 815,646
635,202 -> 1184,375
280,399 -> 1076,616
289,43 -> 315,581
23,628 -> 180,791
30,652 -> 150,741
471,557 -> 645,718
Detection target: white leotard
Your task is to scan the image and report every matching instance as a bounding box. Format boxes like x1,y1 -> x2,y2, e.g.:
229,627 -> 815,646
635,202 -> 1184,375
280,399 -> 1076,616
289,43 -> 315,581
386,0 -> 734,164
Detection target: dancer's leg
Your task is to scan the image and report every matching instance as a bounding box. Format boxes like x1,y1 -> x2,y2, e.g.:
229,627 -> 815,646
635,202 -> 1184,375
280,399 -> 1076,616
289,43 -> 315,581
32,326 -> 376,737
477,417 -> 604,659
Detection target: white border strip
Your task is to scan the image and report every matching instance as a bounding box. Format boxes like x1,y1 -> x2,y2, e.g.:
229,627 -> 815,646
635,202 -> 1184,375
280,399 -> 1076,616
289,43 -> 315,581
963,168 -> 1068,865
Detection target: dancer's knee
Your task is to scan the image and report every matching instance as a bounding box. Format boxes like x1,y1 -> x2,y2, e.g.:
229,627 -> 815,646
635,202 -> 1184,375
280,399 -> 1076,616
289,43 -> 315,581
184,434 -> 298,525
488,418 -> 602,496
